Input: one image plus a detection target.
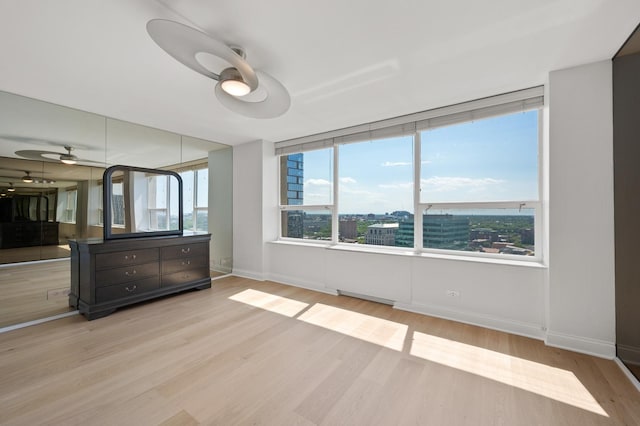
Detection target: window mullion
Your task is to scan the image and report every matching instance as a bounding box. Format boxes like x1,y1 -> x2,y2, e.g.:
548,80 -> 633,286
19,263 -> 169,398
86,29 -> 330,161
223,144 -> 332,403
332,145 -> 339,245
414,132 -> 422,252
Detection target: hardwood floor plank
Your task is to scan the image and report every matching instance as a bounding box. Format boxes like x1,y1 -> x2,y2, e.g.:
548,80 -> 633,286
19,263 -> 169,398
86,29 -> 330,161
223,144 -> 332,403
0,276 -> 639,425
0,259 -> 74,328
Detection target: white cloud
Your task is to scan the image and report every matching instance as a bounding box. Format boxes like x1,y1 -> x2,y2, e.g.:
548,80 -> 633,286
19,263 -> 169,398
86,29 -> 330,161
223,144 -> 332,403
340,177 -> 357,184
305,178 -> 331,186
421,176 -> 504,192
381,161 -> 411,167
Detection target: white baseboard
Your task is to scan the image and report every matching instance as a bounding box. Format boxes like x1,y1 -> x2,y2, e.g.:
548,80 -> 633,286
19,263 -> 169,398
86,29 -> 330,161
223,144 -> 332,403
614,357 -> 640,392
231,269 -> 266,281
0,310 -> 79,334
0,256 -> 69,268
267,273 -> 338,296
545,331 -> 615,359
394,301 -> 545,341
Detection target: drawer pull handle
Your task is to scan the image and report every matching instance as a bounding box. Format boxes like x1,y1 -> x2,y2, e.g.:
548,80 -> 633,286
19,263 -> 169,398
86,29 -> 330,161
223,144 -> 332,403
124,254 -> 137,260
125,270 -> 137,276
182,260 -> 191,266
181,247 -> 191,254
125,285 -> 137,292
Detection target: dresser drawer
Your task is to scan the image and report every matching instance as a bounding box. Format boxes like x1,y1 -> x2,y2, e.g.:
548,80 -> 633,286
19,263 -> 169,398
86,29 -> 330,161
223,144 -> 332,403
162,255 -> 209,274
96,276 -> 160,303
95,248 -> 159,270
161,267 -> 210,287
95,262 -> 159,287
161,242 -> 208,260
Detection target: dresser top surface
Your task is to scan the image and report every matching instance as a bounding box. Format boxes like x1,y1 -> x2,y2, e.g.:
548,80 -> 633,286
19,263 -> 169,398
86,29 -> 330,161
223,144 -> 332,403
70,231 -> 210,248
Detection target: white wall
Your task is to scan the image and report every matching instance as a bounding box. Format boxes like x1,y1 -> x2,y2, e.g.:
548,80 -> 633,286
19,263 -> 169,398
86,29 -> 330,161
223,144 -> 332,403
232,59 -> 617,358
546,60 -> 616,358
232,140 -> 278,280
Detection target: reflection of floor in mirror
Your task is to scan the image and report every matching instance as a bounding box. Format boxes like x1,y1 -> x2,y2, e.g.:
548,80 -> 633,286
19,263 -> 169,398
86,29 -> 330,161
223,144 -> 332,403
0,259 -> 74,328
626,362 -> 640,381
211,270 -> 230,279
0,245 -> 71,265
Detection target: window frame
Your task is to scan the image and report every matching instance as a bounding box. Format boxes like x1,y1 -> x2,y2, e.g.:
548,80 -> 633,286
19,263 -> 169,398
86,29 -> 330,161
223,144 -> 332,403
278,148 -> 336,243
276,88 -> 544,262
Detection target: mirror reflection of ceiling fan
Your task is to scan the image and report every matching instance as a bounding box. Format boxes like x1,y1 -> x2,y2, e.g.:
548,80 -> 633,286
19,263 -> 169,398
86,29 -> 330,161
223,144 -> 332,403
0,134 -> 105,166
19,171 -> 55,184
15,146 -> 104,166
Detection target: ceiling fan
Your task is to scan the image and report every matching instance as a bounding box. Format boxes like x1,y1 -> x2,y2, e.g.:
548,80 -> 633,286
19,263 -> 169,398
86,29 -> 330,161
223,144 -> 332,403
146,19 -> 290,119
20,171 -> 55,184
15,146 -> 103,166
59,146 -> 78,164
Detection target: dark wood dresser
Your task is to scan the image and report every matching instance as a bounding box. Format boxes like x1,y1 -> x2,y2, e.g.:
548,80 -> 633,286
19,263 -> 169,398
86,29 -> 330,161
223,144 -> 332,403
69,232 -> 211,320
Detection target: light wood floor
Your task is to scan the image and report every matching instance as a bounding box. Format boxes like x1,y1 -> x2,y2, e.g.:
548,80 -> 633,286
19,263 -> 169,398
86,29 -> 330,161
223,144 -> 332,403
0,259 -> 228,328
0,259 -> 74,328
0,244 -> 71,265
0,276 -> 639,425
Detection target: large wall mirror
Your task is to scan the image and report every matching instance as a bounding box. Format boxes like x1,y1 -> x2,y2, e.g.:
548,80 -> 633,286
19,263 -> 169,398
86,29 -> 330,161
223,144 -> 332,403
0,90 -> 232,329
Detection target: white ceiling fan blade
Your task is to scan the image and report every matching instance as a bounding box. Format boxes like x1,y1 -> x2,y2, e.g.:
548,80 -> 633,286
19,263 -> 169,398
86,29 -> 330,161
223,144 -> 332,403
146,19 -> 258,91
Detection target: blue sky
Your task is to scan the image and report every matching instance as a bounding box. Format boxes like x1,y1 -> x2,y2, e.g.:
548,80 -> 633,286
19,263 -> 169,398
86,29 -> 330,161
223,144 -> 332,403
300,110 -> 539,214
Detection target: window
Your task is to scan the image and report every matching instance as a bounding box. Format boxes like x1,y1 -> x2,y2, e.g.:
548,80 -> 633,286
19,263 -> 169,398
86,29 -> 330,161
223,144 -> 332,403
418,110 -> 540,256
279,149 -> 333,240
338,135 -> 413,246
277,87 -> 542,260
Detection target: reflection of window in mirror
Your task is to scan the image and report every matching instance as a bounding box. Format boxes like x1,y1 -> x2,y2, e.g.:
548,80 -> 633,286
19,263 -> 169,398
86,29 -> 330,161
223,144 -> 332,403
28,197 -> 38,221
147,174 -> 169,230
179,166 -> 208,232
195,168 -> 208,231
45,192 -> 56,222
111,180 -> 125,227
57,187 -> 77,223
97,182 -> 103,226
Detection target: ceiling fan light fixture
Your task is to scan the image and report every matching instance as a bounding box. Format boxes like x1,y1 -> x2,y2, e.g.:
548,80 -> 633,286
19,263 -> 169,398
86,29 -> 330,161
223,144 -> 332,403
219,67 -> 251,97
60,146 -> 78,165
7,183 -> 15,192
22,172 -> 33,183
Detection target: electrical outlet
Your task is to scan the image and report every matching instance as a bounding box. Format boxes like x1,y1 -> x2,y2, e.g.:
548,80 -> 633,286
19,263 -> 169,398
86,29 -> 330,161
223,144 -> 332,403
446,290 -> 460,297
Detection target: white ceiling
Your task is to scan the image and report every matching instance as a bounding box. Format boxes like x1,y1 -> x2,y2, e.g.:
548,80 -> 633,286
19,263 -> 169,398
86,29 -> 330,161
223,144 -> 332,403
0,0 -> 639,149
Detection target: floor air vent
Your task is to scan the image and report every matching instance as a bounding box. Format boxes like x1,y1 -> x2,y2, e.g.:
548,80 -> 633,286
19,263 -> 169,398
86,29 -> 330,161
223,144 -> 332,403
337,290 -> 394,306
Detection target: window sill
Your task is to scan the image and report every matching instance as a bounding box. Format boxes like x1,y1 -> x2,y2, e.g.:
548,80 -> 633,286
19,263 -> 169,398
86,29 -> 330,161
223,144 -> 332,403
268,239 -> 331,249
269,239 -> 546,269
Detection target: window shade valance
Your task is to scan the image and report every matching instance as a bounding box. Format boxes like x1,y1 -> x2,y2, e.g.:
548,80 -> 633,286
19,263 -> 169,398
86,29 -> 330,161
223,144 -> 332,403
275,86 -> 544,155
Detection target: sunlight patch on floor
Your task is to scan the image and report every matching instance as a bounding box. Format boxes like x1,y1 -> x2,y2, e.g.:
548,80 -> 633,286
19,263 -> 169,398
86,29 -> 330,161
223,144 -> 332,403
228,288 -> 607,417
297,303 -> 407,351
229,289 -> 309,317
410,331 -> 607,416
